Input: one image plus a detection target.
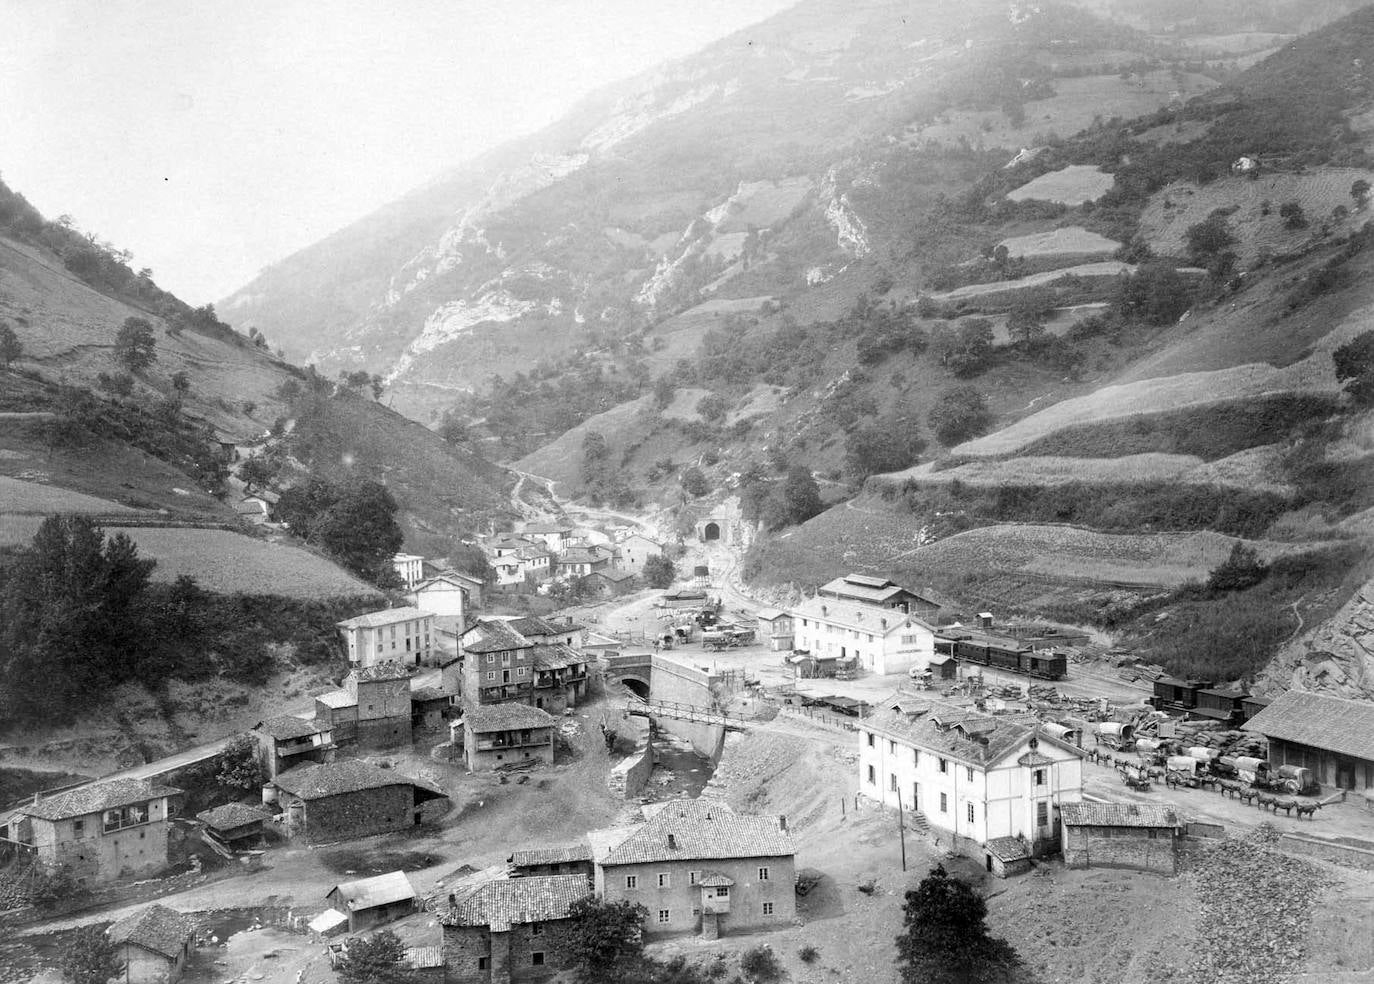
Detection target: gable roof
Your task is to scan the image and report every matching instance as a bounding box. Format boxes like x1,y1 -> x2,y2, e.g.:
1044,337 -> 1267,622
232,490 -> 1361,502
349,661 -> 410,684
21,779 -> 181,822
254,715 -> 329,740
337,606 -> 433,630
816,574 -> 941,609
107,904 -> 196,959
328,870 -> 416,910
196,801 -> 272,831
863,699 -> 1048,768
440,874 -> 590,931
591,800 -> 794,867
463,619 -> 534,654
509,843 -> 593,867
985,836 -> 1031,863
533,643 -> 587,671
464,703 -> 558,733
1244,690 -> 1374,761
1060,802 -> 1182,828
789,595 -> 931,637
506,615 -> 561,637
271,760 -> 445,801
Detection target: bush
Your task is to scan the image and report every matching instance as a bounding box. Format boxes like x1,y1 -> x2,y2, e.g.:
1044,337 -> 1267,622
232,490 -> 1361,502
739,946 -> 782,983
1280,201 -> 1309,230
799,945 -> 820,963
928,388 -> 992,447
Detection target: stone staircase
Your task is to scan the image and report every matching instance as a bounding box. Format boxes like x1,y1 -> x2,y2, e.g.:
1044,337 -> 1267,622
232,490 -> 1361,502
906,810 -> 930,835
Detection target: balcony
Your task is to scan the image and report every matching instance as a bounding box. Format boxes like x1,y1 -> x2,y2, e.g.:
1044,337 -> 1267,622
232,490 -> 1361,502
278,736 -> 333,757
702,893 -> 731,914
475,731 -> 550,752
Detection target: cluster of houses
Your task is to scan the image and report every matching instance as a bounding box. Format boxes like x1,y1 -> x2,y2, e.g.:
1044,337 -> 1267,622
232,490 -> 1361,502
478,522 -> 664,596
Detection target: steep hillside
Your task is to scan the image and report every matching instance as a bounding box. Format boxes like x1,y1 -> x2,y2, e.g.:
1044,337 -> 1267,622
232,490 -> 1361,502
0,196 -> 514,548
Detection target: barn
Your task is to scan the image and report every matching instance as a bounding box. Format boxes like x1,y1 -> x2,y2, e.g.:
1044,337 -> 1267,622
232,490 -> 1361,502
1245,690 -> 1374,793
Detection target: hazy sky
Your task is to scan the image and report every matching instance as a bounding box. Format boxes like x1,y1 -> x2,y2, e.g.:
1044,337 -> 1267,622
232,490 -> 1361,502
0,0 -> 794,305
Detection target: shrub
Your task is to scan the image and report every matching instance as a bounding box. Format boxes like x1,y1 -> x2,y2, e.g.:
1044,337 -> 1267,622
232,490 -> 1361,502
928,388 -> 992,446
1280,201 -> 1309,230
799,945 -> 820,964
739,946 -> 782,983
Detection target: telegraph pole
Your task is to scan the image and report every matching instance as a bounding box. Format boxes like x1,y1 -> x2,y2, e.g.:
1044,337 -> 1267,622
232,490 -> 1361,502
896,786 -> 908,872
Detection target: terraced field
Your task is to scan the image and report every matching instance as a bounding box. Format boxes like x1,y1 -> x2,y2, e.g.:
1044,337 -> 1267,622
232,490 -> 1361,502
1006,165 -> 1116,206
997,226 -> 1120,261
0,475 -> 142,515
930,260 -> 1132,305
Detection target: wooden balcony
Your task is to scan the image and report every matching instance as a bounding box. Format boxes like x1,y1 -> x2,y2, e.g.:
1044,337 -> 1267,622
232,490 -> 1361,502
702,894 -> 730,914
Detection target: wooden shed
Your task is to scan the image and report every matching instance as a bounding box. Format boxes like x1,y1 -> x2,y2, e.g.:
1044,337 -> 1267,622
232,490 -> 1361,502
326,870 -> 417,932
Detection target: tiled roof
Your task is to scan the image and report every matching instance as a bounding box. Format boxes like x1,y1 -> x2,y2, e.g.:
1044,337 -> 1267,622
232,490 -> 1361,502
697,871 -> 735,887
789,595 -> 932,638
107,904 -> 196,959
533,643 -> 586,672
1060,802 -> 1181,828
464,703 -> 558,733
507,615 -> 560,637
254,715 -> 328,740
464,619 -> 534,654
440,874 -> 591,931
349,661 -> 410,683
591,800 -> 794,867
415,570 -> 483,591
753,608 -> 789,622
329,871 -> 416,910
985,837 -> 1031,863
272,760 -> 446,801
410,686 -> 450,703
337,607 -> 433,630
316,690 -> 356,709
589,569 -> 636,582
559,547 -> 608,564
1244,690 -> 1374,761
196,802 -> 271,831
21,779 -> 181,822
509,843 -> 593,866
405,946 -> 444,970
863,699 -> 1044,768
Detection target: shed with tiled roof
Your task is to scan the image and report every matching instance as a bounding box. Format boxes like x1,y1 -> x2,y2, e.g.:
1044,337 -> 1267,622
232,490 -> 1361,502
1060,801 -> 1183,874
107,904 -> 196,983
269,760 -> 448,845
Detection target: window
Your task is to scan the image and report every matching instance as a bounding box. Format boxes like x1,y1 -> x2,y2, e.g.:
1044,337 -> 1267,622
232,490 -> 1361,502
486,671 -> 496,682
762,902 -> 775,916
658,872 -> 670,888
658,909 -> 670,924
517,667 -> 526,678
72,820 -> 84,836
888,740 -> 896,754
967,803 -> 974,823
532,952 -> 545,966
866,732 -> 875,747
867,765 -> 876,784
939,793 -> 947,813
912,749 -> 919,765
1036,801 -> 1049,827
1034,769 -> 1046,787
966,766 -> 974,782
714,886 -> 729,898
625,875 -> 638,889
759,866 -> 770,881
938,758 -> 948,774
486,654 -> 495,664
689,871 -> 700,885
478,958 -> 489,971
530,923 -> 542,936
889,773 -> 898,792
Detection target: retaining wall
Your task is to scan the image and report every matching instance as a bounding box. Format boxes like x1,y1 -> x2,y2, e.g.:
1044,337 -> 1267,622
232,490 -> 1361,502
1278,832 -> 1374,871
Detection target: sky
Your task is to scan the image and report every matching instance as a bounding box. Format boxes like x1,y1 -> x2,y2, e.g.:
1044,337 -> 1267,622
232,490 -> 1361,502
0,0 -> 794,305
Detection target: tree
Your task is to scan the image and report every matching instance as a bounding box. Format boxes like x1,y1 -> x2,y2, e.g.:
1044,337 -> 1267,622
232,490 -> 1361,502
642,554 -> 676,589
558,896 -> 648,982
845,424 -> 926,480
895,864 -> 1022,984
1006,290 -> 1054,345
781,465 -> 822,526
1352,178 -> 1371,210
114,316 -> 157,371
1207,540 -> 1270,593
370,374 -> 384,400
171,370 -> 190,396
449,541 -> 495,585
695,392 -> 729,423
336,930 -> 420,984
928,388 -> 993,446
1115,262 -> 1192,325
238,455 -> 280,493
438,414 -> 469,445
1279,201 -> 1308,230
1184,212 -> 1238,278
312,481 -> 405,586
940,318 -> 995,377
60,925 -> 120,984
216,734 -> 265,792
680,466 -> 709,498
652,376 -> 675,410
0,323 -> 21,368
1333,330 -> 1374,406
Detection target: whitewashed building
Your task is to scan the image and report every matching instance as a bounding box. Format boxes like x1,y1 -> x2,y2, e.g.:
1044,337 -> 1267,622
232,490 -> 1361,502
788,595 -> 935,676
391,553 -> 426,590
337,607 -> 436,667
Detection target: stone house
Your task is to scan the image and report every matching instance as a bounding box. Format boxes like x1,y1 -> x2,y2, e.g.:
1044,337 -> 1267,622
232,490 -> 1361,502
857,697 -> 1083,856
392,553 -> 426,590
251,715 -> 335,779
268,760 -> 448,844
508,844 -> 594,879
516,546 -> 554,582
7,779 -> 181,884
440,874 -> 591,984
614,533 -> 662,573
412,686 -> 456,732
555,546 -> 612,579
107,904 -> 197,984
327,870 -> 417,932
530,644 -> 590,714
463,620 -> 536,706
462,702 -> 558,772
1060,802 -> 1184,874
314,662 -> 413,748
788,594 -> 936,676
519,522 -> 577,554
234,495 -> 274,526
588,800 -> 797,940
337,607 -> 436,668
505,615 -> 586,650
582,568 -> 637,597
1245,690 -> 1374,792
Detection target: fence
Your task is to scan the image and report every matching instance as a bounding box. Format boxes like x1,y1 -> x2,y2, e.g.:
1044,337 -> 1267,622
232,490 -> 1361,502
777,702 -> 860,733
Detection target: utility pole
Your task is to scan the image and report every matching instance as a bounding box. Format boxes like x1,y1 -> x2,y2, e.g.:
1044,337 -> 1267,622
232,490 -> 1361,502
896,786 -> 908,872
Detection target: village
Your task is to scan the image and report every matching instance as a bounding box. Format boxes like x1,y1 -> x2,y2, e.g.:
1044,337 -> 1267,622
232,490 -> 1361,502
1,512 -> 1372,984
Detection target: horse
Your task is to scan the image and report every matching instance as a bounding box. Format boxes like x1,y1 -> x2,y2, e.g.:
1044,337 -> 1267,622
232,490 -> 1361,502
1295,801 -> 1321,820
1257,792 -> 1278,811
1271,797 -> 1298,817
1237,787 -> 1259,806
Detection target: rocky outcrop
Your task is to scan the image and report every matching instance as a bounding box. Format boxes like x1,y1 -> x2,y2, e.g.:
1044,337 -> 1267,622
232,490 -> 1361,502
1257,579 -> 1374,699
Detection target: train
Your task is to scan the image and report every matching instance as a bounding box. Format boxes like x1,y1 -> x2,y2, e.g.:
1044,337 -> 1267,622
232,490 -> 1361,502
934,632 -> 1068,681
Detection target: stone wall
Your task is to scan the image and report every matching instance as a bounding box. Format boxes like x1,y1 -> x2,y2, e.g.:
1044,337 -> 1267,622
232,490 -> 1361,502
1278,831 -> 1374,870
1063,825 -> 1178,874
356,715 -> 412,749
294,785 -> 414,844
442,924 -> 489,983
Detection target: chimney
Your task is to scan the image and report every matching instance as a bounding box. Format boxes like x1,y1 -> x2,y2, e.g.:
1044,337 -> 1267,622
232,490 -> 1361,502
779,816 -> 787,831
667,833 -> 678,849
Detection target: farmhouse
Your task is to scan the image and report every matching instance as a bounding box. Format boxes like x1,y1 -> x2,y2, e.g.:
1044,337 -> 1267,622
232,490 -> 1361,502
463,619 -> 536,706
858,698 -> 1083,856
531,644 -> 591,713
234,495 -> 274,526
520,522 -> 578,553
1060,802 -> 1184,875
7,778 -> 181,883
337,607 -> 435,667
462,702 -> 558,772
411,686 -> 456,732
516,545 -> 554,582
392,553 -> 426,590
1245,690 -> 1374,792
506,615 -> 586,649
326,870 -> 417,932
556,545 -> 613,578
106,904 -> 197,984
508,843 -> 594,879
788,594 -> 936,676
196,802 -> 272,851
582,568 -> 637,596
440,874 -> 591,983
251,715 -> 335,778
313,661 -> 413,748
815,573 -> 942,618
588,799 -> 796,940
268,759 -> 448,844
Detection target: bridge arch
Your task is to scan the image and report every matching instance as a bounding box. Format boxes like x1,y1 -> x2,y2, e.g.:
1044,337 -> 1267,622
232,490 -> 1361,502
620,675 -> 650,700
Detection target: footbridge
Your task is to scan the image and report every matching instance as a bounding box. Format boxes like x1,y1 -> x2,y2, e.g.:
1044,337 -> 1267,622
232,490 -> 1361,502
626,698 -> 747,732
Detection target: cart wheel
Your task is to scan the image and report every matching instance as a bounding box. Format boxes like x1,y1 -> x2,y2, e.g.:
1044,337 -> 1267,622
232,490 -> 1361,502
1284,779 -> 1300,796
